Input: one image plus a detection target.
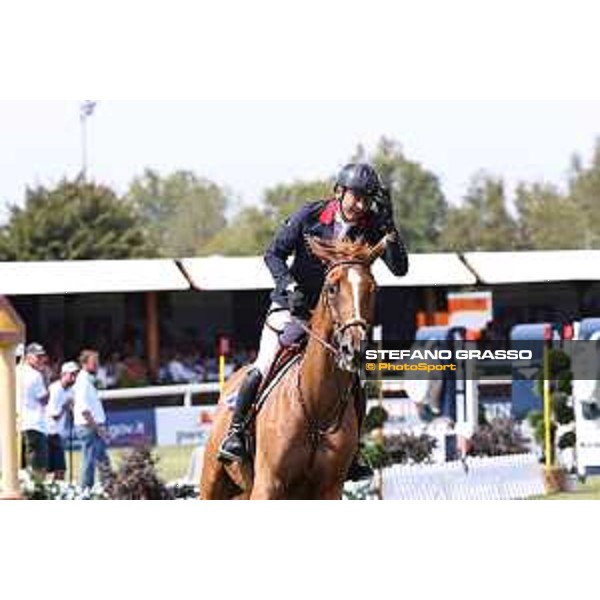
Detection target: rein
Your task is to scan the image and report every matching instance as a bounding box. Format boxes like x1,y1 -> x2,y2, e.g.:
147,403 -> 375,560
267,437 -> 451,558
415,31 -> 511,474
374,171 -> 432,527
292,317 -> 339,356
293,258 -> 371,444
295,359 -> 357,445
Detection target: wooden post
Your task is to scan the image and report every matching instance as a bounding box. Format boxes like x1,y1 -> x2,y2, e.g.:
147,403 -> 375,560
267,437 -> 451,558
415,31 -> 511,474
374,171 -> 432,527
0,296 -> 25,499
145,292 -> 160,381
424,288 -> 436,326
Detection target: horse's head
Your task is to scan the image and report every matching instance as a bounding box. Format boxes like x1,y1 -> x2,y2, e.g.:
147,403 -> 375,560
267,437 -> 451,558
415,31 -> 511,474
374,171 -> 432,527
307,234 -> 392,372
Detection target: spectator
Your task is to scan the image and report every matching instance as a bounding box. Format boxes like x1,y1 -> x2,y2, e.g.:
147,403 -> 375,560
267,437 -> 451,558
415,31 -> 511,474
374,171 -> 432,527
204,357 -> 219,382
96,352 -> 122,389
73,349 -> 111,491
120,354 -> 149,387
17,342 -> 50,483
46,361 -> 79,482
167,351 -> 201,383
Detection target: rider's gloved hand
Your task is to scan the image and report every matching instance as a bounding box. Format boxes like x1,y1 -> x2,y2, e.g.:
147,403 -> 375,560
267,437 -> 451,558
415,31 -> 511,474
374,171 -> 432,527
371,189 -> 398,241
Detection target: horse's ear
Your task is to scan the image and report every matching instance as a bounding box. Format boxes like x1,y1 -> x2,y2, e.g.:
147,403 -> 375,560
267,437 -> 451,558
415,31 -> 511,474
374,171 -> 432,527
367,233 -> 393,265
306,236 -> 334,265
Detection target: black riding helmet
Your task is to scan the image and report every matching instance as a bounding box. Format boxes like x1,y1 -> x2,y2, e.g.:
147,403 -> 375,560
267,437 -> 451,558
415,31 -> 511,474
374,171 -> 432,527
335,163 -> 382,199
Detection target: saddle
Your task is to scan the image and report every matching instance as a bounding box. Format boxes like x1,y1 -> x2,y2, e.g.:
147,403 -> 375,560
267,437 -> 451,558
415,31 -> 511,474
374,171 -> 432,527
254,340 -> 306,413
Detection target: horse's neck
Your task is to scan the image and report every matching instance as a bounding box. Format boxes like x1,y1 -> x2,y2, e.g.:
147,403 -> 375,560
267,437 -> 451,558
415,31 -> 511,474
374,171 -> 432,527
300,300 -> 353,418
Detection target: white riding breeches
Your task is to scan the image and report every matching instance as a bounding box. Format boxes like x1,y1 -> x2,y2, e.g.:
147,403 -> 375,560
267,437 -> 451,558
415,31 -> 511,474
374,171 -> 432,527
253,303 -> 293,376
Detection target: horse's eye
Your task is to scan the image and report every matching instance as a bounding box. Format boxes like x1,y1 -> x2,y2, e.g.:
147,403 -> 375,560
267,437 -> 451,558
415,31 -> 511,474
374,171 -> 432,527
327,283 -> 338,296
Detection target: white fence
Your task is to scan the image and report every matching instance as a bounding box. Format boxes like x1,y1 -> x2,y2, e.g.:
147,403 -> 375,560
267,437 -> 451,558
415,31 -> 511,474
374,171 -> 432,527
99,382 -> 220,407
185,449 -> 544,500
381,453 -> 544,500
98,382 -> 408,407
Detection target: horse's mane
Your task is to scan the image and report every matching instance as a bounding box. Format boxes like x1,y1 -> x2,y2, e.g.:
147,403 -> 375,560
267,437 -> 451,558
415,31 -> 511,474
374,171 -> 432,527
307,236 -> 373,265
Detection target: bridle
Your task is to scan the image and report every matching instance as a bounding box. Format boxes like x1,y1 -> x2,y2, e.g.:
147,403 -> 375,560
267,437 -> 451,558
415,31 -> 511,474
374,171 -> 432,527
296,259 -> 371,358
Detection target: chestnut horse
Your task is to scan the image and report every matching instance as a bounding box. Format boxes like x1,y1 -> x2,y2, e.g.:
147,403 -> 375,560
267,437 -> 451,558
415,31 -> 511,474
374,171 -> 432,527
199,234 -> 391,499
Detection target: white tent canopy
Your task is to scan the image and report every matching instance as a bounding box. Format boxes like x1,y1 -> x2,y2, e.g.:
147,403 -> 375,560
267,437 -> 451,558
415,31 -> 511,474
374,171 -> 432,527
179,256 -> 274,291
463,250 -> 600,284
14,249 -> 598,295
179,253 -> 476,290
0,259 -> 190,295
372,253 -> 476,287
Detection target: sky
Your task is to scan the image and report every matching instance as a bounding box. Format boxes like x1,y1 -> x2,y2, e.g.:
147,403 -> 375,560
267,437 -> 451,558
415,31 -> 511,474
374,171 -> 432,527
1,100 -> 599,223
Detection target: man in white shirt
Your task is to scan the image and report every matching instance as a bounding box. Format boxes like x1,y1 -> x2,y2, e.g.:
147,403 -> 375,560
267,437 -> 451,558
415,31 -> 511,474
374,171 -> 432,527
73,349 -> 111,490
46,361 -> 79,481
17,342 -> 50,482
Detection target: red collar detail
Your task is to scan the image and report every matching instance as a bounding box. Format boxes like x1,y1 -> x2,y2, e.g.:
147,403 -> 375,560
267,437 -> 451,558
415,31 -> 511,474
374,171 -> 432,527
318,199 -> 339,225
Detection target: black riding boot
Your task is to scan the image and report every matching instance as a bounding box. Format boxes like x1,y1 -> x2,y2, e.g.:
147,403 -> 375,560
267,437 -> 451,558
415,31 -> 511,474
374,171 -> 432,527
218,368 -> 263,464
346,381 -> 375,482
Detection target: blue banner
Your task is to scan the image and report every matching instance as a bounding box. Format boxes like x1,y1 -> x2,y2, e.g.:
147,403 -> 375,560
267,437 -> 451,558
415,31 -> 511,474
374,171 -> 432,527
105,409 -> 156,447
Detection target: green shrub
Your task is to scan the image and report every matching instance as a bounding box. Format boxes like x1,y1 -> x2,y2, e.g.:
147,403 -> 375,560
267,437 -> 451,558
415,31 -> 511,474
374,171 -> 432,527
385,432 -> 436,465
363,405 -> 389,433
468,418 -> 529,457
103,446 -> 171,500
362,432 -> 436,468
362,439 -> 387,469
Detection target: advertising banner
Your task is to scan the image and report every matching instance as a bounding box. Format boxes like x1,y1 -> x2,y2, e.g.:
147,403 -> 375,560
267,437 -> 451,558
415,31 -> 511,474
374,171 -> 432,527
105,409 -> 156,447
155,406 -> 217,447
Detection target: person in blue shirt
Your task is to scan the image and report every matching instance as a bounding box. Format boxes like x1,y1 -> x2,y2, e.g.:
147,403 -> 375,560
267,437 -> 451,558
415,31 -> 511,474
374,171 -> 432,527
219,163 -> 409,480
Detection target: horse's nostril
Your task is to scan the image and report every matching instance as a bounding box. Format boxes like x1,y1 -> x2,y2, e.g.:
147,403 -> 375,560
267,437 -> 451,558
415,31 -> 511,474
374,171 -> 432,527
342,343 -> 355,358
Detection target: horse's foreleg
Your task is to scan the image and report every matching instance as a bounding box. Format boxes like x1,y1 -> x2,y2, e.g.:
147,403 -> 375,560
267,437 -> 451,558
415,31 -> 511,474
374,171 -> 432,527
249,475 -> 286,500
318,485 -> 345,500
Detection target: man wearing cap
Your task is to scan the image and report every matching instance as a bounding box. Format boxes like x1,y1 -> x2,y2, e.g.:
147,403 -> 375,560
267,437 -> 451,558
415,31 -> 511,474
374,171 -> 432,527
73,349 -> 111,490
17,342 -> 50,482
46,361 -> 79,482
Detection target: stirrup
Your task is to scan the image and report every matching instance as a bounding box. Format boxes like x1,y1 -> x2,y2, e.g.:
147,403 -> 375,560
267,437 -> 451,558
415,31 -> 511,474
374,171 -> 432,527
218,429 -> 247,464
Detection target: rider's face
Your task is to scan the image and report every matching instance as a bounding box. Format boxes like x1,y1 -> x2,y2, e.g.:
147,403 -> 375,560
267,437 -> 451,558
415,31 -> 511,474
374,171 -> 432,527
340,189 -> 371,223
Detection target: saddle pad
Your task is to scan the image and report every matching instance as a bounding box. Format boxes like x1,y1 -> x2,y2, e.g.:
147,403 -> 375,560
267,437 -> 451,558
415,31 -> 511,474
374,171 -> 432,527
255,353 -> 302,413
224,353 -> 302,413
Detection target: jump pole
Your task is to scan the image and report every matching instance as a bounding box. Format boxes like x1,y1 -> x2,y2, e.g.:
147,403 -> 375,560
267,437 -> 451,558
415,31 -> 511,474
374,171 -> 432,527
372,325 -> 384,500
219,354 -> 225,393
543,342 -> 552,469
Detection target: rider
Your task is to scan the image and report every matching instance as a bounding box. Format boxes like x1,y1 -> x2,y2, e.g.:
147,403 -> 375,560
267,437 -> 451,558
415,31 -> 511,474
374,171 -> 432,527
218,162 -> 409,480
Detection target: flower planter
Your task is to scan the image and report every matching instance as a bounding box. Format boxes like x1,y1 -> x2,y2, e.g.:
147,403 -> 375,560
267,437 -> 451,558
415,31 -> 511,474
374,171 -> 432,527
543,466 -> 567,494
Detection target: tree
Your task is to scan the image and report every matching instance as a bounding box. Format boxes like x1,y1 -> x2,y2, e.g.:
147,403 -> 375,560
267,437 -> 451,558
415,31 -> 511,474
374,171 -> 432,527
199,206 -> 275,256
126,169 -> 230,257
263,178 -> 332,224
365,137 -> 448,252
515,182 -> 585,250
568,139 -> 600,248
439,173 -> 519,251
203,178 -> 332,256
0,178 -> 155,260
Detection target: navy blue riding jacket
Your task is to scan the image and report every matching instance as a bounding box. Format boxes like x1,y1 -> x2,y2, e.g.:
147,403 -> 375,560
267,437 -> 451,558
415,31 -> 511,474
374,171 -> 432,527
264,199 -> 409,309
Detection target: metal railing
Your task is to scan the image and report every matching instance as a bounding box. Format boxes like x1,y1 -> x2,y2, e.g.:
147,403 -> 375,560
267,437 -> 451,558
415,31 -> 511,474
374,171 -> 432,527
99,382 -> 221,407
97,379 -> 500,410
97,381 -> 410,408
